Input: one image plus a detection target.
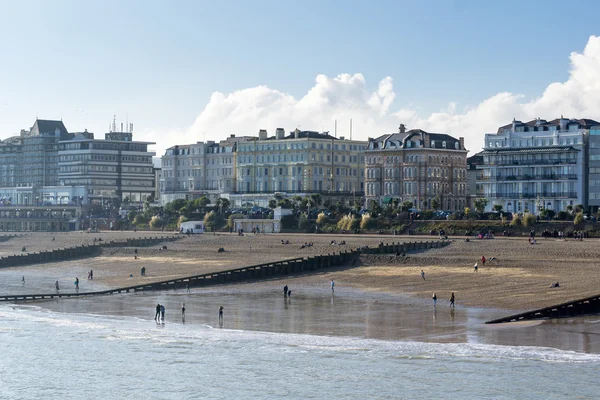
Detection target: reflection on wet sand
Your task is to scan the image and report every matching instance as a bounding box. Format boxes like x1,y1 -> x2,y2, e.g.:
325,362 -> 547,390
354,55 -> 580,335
32,287 -> 600,354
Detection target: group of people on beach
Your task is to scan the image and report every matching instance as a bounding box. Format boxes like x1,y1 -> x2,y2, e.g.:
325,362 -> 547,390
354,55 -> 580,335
431,292 -> 455,307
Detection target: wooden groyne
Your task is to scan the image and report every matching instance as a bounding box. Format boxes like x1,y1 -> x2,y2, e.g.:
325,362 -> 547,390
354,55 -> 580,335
0,235 -> 182,269
0,240 -> 450,302
486,293 -> 600,324
0,234 -> 24,243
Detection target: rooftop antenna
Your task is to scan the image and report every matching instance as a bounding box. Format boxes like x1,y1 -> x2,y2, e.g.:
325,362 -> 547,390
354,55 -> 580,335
334,120 -> 337,138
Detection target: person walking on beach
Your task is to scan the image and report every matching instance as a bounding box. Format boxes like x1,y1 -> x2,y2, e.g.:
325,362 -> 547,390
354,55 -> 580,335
283,285 -> 288,298
181,303 -> 186,319
474,263 -> 478,272
90,270 -> 93,280
432,292 -> 437,306
420,270 -> 426,280
55,281 -> 60,292
450,292 -> 455,308
481,255 -> 486,267
160,304 -> 165,322
21,276 -> 25,284
75,277 -> 79,291
218,306 -> 224,325
331,279 -> 335,293
155,303 -> 161,321
186,284 -> 190,293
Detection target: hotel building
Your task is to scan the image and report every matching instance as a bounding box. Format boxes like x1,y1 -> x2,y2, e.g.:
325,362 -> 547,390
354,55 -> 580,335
364,125 -> 468,211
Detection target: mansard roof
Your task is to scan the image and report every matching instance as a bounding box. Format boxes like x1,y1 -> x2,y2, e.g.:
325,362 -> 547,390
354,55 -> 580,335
497,117 -> 600,133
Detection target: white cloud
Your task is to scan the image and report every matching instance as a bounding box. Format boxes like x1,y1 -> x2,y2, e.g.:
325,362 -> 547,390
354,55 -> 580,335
153,35 -> 600,156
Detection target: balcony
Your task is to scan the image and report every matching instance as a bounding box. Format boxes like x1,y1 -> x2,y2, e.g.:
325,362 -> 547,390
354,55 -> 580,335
487,160 -> 577,166
492,192 -> 578,199
489,174 -> 578,181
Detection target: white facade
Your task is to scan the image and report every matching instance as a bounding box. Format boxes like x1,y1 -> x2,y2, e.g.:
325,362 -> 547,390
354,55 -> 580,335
478,117 -> 594,213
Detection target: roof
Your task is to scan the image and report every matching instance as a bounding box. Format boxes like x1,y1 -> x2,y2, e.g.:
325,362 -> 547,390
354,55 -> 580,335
367,128 -> 463,151
480,146 -> 579,155
29,119 -> 69,137
264,130 -> 338,141
497,117 -> 600,133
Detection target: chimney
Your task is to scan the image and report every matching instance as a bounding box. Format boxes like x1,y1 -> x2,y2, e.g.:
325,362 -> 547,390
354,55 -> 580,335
339,136 -> 345,140
276,128 -> 285,140
459,137 -> 465,150
294,128 -> 300,139
258,129 -> 268,140
423,134 -> 430,148
230,134 -> 235,138
559,115 -> 568,131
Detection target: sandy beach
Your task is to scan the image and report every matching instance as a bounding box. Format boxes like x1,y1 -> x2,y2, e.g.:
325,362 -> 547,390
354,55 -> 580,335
1,231 -> 600,313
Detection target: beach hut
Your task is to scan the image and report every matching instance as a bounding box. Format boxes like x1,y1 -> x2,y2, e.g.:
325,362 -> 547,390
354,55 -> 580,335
179,221 -> 205,234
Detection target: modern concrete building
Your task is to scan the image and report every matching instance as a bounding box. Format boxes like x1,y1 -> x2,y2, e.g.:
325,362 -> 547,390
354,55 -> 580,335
0,119 -> 155,207
477,117 -> 598,214
232,128 -> 367,207
364,125 -> 468,211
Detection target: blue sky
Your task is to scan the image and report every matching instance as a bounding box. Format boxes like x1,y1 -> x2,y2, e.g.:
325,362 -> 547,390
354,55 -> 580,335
1,0 -> 599,153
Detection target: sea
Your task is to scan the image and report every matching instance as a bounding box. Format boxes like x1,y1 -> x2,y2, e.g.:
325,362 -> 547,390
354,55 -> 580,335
1,289 -> 599,400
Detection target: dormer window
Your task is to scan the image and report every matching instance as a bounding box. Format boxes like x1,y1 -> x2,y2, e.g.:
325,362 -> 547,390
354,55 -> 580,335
431,140 -> 435,148
455,142 -> 459,149
442,141 -> 446,148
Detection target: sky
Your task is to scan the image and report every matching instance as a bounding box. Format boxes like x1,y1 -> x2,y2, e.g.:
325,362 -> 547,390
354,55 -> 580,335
1,0 -> 600,157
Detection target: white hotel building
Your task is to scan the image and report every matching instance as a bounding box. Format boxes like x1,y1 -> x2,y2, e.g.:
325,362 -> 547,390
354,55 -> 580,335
477,117 -> 598,213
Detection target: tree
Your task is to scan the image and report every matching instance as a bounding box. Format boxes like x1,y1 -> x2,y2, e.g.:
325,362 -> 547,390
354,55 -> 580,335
216,198 -> 230,214
297,213 -> 309,231
369,200 -> 382,217
493,204 -> 503,213
510,214 -> 522,226
431,196 -> 441,211
401,201 -> 413,212
268,199 -> 277,209
194,196 -> 211,211
574,212 -> 584,225
474,198 -> 488,213
277,198 -> 292,209
133,214 -> 149,226
464,207 -> 471,216
164,199 -> 187,215
310,193 -> 323,207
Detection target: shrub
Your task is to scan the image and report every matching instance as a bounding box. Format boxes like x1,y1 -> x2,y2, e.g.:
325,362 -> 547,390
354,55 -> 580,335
178,215 -> 188,225
522,213 -> 536,227
297,213 -> 309,231
227,213 -> 244,229
133,214 -> 149,226
203,211 -> 222,229
149,216 -> 164,228
360,214 -> 376,230
510,214 -> 522,227
574,212 -> 584,225
336,215 -> 358,231
316,212 -> 328,226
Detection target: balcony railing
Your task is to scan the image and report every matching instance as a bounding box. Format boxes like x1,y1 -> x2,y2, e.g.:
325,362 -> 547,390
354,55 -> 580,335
492,192 -> 578,199
486,160 -> 577,166
480,174 -> 578,181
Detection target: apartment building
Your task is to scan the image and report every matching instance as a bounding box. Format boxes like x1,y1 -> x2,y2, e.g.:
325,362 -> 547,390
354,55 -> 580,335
159,135 -> 251,204
587,125 -> 600,212
477,117 -> 598,213
232,128 -> 367,207
364,125 -> 468,211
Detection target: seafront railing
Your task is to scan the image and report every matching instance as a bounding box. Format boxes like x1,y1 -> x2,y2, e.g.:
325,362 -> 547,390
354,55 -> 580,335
0,240 -> 450,302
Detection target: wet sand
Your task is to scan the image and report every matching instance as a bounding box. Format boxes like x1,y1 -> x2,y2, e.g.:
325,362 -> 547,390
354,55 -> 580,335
35,286 -> 600,354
